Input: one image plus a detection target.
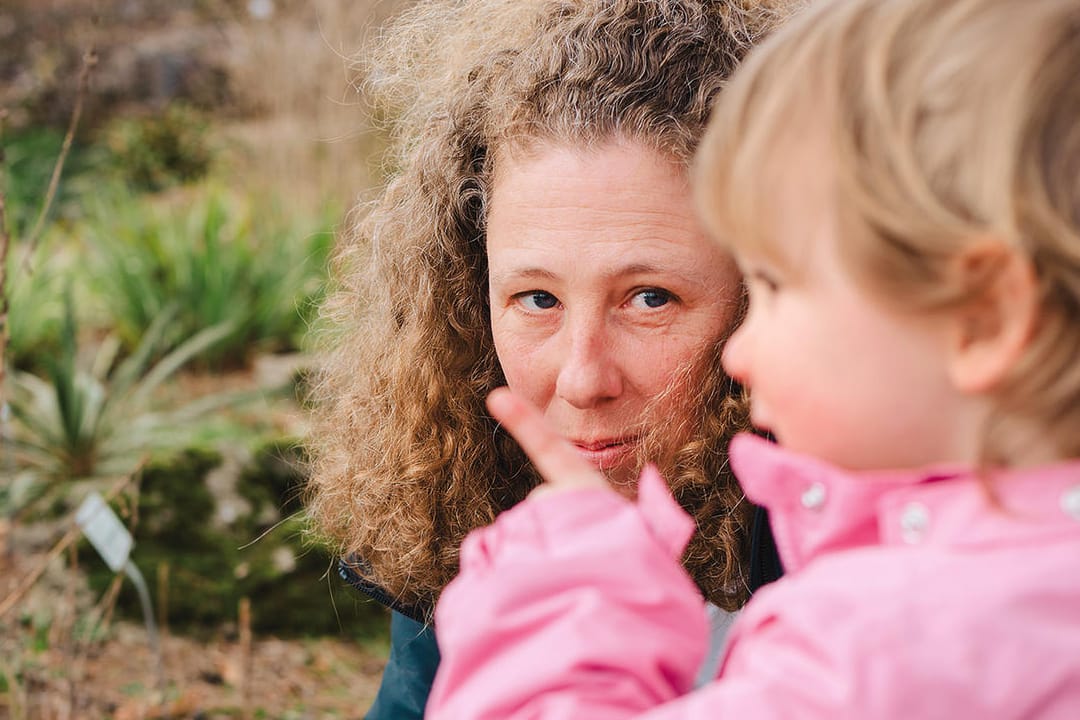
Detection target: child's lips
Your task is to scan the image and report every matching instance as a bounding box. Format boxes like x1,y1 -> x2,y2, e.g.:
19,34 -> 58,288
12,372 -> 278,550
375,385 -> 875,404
750,405 -> 773,435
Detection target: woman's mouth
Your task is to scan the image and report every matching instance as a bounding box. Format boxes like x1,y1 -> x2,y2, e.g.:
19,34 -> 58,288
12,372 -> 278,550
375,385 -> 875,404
571,438 -> 638,470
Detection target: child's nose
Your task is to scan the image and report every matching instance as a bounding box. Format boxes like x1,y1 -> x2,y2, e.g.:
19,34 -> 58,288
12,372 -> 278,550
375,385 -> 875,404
721,322 -> 752,387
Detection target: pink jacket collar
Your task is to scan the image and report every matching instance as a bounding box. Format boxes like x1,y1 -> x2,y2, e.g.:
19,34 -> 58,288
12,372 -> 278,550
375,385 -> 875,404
728,434 -> 1080,573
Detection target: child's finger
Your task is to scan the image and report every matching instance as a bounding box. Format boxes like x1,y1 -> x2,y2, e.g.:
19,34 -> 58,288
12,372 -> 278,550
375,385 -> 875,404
486,387 -> 607,490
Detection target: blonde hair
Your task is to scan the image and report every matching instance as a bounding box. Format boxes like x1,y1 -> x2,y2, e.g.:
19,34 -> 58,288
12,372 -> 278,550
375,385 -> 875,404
307,0 -> 793,616
697,0 -> 1080,466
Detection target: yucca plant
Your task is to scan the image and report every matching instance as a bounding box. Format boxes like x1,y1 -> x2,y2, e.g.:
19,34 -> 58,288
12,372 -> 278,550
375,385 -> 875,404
85,186 -> 333,367
7,292 -> 243,481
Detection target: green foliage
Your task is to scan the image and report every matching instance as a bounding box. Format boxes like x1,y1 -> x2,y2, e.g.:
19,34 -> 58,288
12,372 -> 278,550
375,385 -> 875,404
0,128 -> 101,237
85,186 -> 333,367
85,441 -> 388,639
7,293 -> 241,481
137,447 -> 223,546
236,436 -> 308,518
5,244 -> 66,372
102,103 -> 215,192
92,448 -> 238,628
30,620 -> 50,653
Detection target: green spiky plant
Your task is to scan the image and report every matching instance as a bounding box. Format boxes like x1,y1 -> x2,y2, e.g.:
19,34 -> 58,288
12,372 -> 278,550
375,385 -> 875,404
7,291 -> 245,482
5,242 -> 65,373
85,186 -> 333,368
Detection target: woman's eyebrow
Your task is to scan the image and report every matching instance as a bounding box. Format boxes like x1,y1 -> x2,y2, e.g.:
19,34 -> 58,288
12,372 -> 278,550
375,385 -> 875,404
488,267 -> 559,285
611,262 -> 667,277
492,262 -> 697,282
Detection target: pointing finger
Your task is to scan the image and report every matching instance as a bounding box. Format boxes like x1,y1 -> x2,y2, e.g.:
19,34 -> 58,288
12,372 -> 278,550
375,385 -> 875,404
486,387 -> 607,491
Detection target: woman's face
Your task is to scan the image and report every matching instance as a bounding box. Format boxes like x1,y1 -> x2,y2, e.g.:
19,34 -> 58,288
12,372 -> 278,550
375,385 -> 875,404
487,138 -> 742,490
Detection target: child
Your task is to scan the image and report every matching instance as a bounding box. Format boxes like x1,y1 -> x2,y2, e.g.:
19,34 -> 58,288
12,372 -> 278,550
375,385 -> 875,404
426,0 -> 1080,717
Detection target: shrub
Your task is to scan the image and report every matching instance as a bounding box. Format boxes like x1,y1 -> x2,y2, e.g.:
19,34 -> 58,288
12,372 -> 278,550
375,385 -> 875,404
83,440 -> 388,638
85,185 -> 333,367
102,103 -> 215,192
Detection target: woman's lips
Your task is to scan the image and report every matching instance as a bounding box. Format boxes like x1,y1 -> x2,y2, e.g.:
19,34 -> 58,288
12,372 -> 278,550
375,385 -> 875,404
571,438 -> 638,469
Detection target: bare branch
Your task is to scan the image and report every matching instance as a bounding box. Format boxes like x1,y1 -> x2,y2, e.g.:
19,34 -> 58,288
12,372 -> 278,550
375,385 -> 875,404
0,462 -> 145,621
3,46 -> 96,433
18,47 -> 99,276
1,106 -> 11,416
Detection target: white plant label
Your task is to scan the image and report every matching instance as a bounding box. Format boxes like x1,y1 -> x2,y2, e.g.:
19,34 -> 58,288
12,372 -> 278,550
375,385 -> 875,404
76,492 -> 134,572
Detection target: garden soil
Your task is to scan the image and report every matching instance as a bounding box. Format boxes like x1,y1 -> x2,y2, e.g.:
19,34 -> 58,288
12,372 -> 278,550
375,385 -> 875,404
1,544 -> 387,719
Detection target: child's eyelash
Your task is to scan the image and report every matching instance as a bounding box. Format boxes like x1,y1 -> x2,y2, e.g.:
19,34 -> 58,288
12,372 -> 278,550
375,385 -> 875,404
749,270 -> 780,291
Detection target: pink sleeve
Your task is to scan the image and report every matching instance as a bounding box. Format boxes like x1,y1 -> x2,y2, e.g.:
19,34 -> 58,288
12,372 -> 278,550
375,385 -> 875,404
427,467 -> 710,719
427,468 -> 876,720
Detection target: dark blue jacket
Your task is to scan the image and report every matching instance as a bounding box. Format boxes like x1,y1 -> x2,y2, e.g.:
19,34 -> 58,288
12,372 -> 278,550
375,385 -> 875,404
366,611 -> 440,719
339,560 -> 438,720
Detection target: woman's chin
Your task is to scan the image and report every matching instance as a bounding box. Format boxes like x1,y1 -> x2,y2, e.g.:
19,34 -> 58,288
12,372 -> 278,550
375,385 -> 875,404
597,461 -> 641,499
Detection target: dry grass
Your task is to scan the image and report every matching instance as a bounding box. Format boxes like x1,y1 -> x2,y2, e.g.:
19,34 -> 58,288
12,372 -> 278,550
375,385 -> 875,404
218,0 -> 414,216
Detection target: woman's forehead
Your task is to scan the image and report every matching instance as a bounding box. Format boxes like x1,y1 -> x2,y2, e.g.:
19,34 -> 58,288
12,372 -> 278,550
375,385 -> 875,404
488,141 -> 696,240
485,138 -> 734,290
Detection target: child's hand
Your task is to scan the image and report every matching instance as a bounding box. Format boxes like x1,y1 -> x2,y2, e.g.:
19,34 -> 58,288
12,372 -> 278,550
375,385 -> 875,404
486,387 -> 610,498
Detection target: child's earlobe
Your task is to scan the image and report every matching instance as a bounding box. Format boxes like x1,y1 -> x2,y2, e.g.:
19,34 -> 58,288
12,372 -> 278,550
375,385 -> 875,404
946,242 -> 1038,394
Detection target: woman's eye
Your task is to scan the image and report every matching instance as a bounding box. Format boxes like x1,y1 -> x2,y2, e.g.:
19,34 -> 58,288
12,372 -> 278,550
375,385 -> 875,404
516,291 -> 559,311
631,288 -> 674,309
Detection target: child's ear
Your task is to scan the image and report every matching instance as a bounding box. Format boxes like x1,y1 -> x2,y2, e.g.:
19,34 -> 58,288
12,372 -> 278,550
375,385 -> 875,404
947,242 -> 1038,394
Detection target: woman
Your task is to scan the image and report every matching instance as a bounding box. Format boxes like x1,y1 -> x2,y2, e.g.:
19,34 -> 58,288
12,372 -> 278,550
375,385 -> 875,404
306,1 -> 789,716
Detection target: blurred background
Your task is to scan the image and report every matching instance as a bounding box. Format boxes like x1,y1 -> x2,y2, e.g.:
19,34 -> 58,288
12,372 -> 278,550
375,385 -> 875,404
0,0 -> 412,716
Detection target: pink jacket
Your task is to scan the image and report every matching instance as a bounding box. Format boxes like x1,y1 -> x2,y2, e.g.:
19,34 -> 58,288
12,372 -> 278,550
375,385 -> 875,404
428,434 -> 1080,719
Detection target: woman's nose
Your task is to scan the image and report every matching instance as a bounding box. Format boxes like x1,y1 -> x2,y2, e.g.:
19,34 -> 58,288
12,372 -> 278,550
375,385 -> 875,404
554,317 -> 623,409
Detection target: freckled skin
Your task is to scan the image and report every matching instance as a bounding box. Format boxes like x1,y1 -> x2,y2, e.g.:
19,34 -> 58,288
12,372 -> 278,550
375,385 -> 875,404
487,139 -> 742,487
